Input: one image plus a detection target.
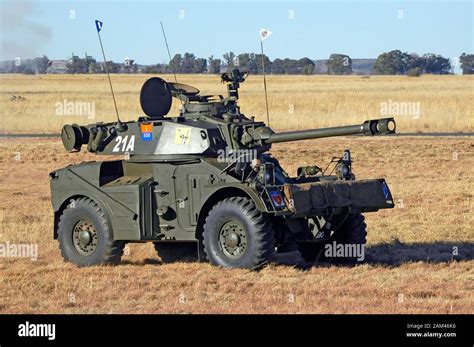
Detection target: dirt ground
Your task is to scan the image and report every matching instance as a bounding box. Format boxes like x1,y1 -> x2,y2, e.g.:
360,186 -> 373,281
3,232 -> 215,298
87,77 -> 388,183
0,136 -> 472,313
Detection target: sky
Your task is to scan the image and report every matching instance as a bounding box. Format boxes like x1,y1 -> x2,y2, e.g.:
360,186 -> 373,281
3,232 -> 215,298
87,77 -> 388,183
1,0 -> 473,71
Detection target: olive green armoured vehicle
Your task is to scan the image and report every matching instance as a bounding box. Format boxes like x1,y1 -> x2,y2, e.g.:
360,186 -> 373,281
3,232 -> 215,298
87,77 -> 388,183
50,69 -> 396,268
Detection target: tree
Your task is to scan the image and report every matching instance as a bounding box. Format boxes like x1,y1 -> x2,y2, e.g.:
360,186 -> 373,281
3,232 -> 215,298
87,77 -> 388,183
373,50 -> 410,75
326,54 -> 352,75
169,54 -> 182,73
303,64 -> 314,75
208,56 -> 221,74
459,53 -> 474,74
407,53 -> 425,71
66,58 -> 88,74
271,58 -> 285,74
105,61 -> 121,73
282,58 -> 298,74
84,55 -> 96,72
143,64 -> 163,74
254,54 -> 271,74
66,54 -> 98,74
407,67 -> 422,77
236,53 -> 250,69
223,52 -> 236,68
33,55 -> 50,74
422,53 -> 451,74
23,67 -> 36,74
298,57 -> 315,75
181,53 -> 196,73
237,53 -> 258,73
88,62 -> 101,73
192,58 -> 207,73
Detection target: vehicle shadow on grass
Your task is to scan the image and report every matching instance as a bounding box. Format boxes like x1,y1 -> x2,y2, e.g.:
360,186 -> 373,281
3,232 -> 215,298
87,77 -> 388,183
121,258 -> 164,266
274,241 -> 474,269
119,241 -> 474,269
363,241 -> 474,266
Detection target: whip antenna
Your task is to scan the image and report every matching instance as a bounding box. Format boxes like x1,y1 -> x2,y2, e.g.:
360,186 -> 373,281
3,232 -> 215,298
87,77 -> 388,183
160,21 -> 178,83
95,20 -> 125,131
259,29 -> 272,126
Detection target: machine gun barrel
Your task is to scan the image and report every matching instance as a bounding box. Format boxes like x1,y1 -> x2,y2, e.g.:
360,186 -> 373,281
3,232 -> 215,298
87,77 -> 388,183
265,118 -> 396,144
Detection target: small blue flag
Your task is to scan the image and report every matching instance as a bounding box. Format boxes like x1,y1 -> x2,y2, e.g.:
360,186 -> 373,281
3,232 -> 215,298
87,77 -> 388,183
95,20 -> 103,33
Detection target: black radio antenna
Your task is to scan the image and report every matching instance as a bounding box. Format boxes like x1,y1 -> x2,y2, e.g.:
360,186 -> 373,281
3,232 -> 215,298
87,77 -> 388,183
160,21 -> 178,83
259,29 -> 272,126
95,20 -> 125,131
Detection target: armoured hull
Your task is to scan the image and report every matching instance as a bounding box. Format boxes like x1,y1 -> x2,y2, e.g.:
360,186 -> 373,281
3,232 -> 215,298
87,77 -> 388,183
51,68 -> 396,268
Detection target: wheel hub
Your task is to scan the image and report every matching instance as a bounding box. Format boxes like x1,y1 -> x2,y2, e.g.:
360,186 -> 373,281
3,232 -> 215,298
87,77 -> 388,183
227,232 -> 240,247
73,220 -> 98,256
78,230 -> 92,245
218,221 -> 248,260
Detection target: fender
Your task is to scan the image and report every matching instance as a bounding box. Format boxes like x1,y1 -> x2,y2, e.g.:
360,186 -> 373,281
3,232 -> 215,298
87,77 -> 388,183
202,183 -> 268,212
50,165 -> 141,240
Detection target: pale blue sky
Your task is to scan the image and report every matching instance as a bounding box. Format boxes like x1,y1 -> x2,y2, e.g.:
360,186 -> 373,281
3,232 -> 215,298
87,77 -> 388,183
1,0 -> 473,69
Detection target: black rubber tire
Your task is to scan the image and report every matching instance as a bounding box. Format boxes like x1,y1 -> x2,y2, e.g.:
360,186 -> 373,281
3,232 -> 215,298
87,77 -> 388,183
202,197 -> 275,269
153,242 -> 198,263
329,213 -> 367,264
297,243 -> 322,263
298,213 -> 367,264
58,197 -> 125,267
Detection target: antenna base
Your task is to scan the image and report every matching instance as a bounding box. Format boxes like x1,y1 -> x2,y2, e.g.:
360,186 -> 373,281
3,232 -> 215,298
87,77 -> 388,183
116,121 -> 127,132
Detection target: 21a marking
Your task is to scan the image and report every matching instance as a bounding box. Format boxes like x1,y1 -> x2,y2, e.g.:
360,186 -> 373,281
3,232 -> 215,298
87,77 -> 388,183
113,135 -> 135,152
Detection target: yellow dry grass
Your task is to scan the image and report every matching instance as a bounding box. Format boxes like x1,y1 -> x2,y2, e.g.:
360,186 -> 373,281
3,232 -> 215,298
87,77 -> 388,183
1,74 -> 473,134
0,137 -> 473,313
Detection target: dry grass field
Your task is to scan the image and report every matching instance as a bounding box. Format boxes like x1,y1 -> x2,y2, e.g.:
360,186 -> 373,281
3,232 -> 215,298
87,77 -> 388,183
0,74 -> 473,133
0,74 -> 472,314
0,136 -> 473,314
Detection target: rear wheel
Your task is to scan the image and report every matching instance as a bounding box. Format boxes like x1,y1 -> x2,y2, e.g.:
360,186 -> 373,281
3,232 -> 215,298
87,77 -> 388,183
202,197 -> 275,269
58,197 -> 125,267
298,213 -> 367,265
153,242 -> 198,263
298,243 -> 322,263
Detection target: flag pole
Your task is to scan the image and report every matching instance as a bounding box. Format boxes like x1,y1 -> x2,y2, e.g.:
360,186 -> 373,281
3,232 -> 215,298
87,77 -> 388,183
95,20 -> 124,131
260,32 -> 270,126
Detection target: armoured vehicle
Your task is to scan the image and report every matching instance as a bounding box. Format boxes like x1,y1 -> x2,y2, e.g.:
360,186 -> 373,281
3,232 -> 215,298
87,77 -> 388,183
50,69 -> 396,268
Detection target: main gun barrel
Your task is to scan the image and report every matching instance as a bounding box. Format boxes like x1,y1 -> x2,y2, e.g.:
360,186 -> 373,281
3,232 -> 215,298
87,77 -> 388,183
265,118 -> 396,144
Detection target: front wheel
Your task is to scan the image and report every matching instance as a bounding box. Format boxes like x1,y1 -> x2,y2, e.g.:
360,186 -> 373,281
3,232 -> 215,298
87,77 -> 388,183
202,197 -> 275,269
57,197 -> 125,267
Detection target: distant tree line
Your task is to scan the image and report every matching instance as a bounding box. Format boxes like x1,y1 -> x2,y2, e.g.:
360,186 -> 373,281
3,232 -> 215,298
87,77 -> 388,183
0,55 -> 50,74
65,54 -> 138,74
1,51 -> 473,75
373,50 -> 454,75
143,52 -> 316,75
